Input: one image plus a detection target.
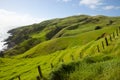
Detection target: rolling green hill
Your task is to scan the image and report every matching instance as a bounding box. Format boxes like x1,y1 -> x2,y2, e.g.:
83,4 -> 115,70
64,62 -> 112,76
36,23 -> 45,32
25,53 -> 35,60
0,15 -> 120,80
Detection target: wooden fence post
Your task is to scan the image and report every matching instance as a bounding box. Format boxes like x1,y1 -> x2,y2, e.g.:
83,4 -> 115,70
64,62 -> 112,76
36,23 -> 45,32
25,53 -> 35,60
71,55 -> 74,60
38,65 -> 43,78
109,34 -> 112,41
80,52 -> 82,58
62,59 -> 64,62
59,59 -> 61,62
118,27 -> 120,34
51,63 -> 54,68
105,37 -> 109,46
116,29 -> 119,36
102,41 -> 105,49
97,45 -> 100,52
119,27 -> 120,32
113,32 -> 115,39
18,75 -> 21,80
36,76 -> 40,80
118,28 -> 119,35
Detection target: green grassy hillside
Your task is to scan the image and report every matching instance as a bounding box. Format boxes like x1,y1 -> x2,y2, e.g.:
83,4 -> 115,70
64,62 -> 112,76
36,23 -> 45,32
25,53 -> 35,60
0,15 -> 120,80
5,15 -> 120,56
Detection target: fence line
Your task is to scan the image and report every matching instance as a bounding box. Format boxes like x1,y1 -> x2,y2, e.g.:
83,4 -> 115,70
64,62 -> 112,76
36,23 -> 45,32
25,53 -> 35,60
12,27 -> 120,80
96,27 -> 120,53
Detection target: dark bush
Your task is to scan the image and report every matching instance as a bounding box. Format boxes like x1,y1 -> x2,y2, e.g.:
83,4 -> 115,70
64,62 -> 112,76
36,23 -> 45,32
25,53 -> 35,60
95,26 -> 102,30
106,20 -> 114,26
67,24 -> 79,30
5,38 -> 41,56
84,57 -> 96,64
0,51 -> 4,57
103,56 -> 113,61
49,62 -> 77,80
46,26 -> 62,40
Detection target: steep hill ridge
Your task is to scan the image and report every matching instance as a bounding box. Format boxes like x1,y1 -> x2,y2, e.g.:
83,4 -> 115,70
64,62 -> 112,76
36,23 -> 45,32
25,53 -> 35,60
0,15 -> 120,80
4,15 -> 120,56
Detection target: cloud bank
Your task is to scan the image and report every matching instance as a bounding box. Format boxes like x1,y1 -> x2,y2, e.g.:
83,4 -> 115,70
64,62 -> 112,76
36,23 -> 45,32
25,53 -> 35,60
80,0 -> 102,9
59,0 -> 120,10
0,9 -> 43,33
0,9 -> 44,51
103,5 -> 120,10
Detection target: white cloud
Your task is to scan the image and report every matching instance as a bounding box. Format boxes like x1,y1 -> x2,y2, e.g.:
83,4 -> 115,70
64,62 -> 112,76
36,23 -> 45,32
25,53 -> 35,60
116,7 -> 120,9
58,0 -> 120,11
103,5 -> 120,10
79,0 -> 102,9
63,0 -> 71,2
103,5 -> 115,10
0,9 -> 43,32
0,9 -> 44,51
57,0 -> 71,2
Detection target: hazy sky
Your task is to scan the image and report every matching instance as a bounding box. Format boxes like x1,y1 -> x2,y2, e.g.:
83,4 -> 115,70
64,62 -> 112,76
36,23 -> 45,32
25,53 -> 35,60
0,0 -> 120,30
0,0 -> 120,50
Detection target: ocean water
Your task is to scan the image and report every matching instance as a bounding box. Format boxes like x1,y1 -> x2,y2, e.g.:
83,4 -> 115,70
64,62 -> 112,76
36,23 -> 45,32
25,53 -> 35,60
0,25 -> 21,51
0,29 -> 10,51
0,23 -> 40,51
